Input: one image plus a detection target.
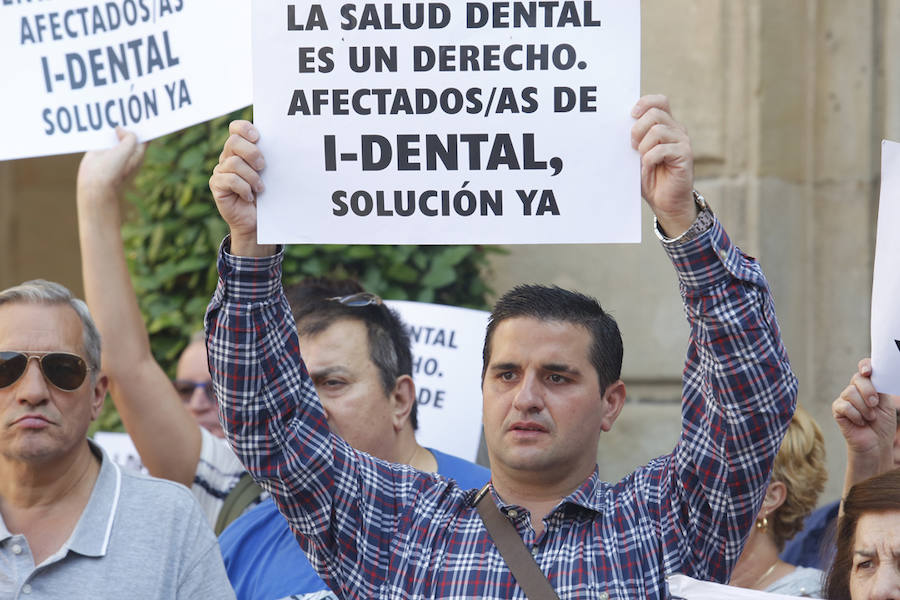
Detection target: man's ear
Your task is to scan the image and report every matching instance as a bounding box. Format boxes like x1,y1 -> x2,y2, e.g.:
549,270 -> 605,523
90,373 -> 109,421
390,374 -> 416,431
600,380 -> 626,432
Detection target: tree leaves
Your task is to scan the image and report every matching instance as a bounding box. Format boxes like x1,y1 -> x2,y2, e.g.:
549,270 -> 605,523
97,106 -> 499,432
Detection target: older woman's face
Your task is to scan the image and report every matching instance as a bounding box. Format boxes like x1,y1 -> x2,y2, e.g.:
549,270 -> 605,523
850,511 -> 900,600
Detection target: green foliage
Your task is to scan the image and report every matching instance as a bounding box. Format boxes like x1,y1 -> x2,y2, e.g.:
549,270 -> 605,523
95,107 -> 500,431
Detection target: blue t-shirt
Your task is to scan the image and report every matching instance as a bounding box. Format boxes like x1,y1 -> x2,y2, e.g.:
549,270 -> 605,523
219,449 -> 489,600
780,499 -> 839,570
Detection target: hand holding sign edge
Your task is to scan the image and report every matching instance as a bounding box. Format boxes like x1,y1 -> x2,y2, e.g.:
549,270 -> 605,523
209,120 -> 275,257
630,95 -> 696,237
833,357 -> 899,501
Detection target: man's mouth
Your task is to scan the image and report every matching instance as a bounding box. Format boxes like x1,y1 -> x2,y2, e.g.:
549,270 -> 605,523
11,414 -> 52,428
510,421 -> 547,433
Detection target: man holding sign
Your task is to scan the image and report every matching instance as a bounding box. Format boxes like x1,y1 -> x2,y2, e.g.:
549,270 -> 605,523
206,95 -> 797,598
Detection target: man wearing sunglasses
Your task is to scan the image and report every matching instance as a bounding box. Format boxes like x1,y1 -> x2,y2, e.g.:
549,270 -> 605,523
77,129 -> 257,528
206,95 -> 798,598
0,280 -> 235,598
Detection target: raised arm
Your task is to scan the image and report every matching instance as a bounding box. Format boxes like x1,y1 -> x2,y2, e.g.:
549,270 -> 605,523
631,95 -> 798,582
832,358 -> 898,504
205,121 -> 458,596
77,129 -> 200,485
208,120 -> 274,258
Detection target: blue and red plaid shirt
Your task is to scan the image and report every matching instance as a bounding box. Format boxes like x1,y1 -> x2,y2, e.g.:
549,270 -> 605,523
206,218 -> 797,600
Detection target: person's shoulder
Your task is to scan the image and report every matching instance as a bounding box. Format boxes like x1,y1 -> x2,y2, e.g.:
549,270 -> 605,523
119,466 -> 199,507
430,448 -> 490,490
766,566 -> 825,597
220,497 -> 282,544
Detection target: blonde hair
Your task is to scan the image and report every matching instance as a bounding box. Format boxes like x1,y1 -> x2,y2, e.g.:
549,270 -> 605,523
770,405 -> 828,550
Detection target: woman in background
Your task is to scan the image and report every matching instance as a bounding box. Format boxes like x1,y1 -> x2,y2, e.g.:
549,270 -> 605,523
730,405 -> 828,597
824,469 -> 900,600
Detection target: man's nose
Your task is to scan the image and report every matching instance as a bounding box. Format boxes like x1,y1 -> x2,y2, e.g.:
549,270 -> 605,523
511,371 -> 545,413
188,386 -> 213,411
16,359 -> 51,405
869,564 -> 900,600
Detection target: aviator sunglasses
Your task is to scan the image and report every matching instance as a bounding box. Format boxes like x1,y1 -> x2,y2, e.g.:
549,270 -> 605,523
0,351 -> 90,391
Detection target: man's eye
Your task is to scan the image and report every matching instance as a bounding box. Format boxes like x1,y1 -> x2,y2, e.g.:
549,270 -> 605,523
855,559 -> 873,570
498,371 -> 516,382
548,373 -> 568,384
316,379 -> 346,389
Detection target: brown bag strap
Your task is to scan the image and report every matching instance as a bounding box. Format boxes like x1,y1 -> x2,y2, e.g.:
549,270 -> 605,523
473,483 -> 560,600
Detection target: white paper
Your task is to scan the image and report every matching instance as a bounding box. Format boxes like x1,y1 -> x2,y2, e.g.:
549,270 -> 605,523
93,431 -> 148,474
387,300 -> 489,462
252,1 -> 641,244
0,0 -> 252,161
667,574 -> 815,600
871,140 -> 900,395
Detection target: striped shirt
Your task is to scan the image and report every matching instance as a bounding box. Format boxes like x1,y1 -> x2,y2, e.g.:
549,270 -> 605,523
191,426 -> 254,527
205,218 -> 797,599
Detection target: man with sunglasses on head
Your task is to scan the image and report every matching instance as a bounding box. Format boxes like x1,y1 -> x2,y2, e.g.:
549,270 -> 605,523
206,94 -> 798,598
217,277 -> 489,600
0,279 -> 235,598
76,128 -> 257,528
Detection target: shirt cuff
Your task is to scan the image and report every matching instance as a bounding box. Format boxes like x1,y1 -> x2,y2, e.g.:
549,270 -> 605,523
662,217 -> 766,291
215,235 -> 285,303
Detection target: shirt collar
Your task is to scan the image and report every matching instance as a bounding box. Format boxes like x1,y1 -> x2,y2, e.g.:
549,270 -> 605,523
490,467 -> 609,517
0,507 -> 11,543
64,440 -> 122,558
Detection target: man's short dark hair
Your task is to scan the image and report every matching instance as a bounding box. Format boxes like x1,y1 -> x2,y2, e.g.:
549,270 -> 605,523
482,284 -> 623,391
284,278 -> 417,429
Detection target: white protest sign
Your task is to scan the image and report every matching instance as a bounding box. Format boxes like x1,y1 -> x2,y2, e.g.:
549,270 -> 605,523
666,574 -> 815,600
0,0 -> 251,161
387,300 -> 489,462
871,139 -> 900,395
253,1 -> 641,245
93,431 -> 148,474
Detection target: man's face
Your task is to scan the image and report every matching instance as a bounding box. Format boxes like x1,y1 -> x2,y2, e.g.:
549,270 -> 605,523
848,511 -> 900,600
175,341 -> 223,438
482,317 -> 623,486
0,303 -> 105,465
300,318 -> 400,462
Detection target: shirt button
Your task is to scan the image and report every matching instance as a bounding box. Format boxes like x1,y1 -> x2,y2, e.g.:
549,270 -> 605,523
22,584 -> 32,594
598,593 -> 609,600
530,547 -> 539,556
11,544 -> 22,555
507,509 -> 518,518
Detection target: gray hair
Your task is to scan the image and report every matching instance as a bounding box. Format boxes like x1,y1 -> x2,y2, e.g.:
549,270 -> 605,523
0,279 -> 102,379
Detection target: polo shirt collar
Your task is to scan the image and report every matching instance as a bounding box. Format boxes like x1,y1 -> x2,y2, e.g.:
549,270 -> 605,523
64,440 -> 122,558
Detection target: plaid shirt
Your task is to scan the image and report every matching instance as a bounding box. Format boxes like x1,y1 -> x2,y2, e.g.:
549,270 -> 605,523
206,218 -> 797,600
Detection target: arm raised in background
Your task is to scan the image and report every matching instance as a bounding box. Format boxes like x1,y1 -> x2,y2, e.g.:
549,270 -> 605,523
77,128 -> 200,486
833,358 -> 898,505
